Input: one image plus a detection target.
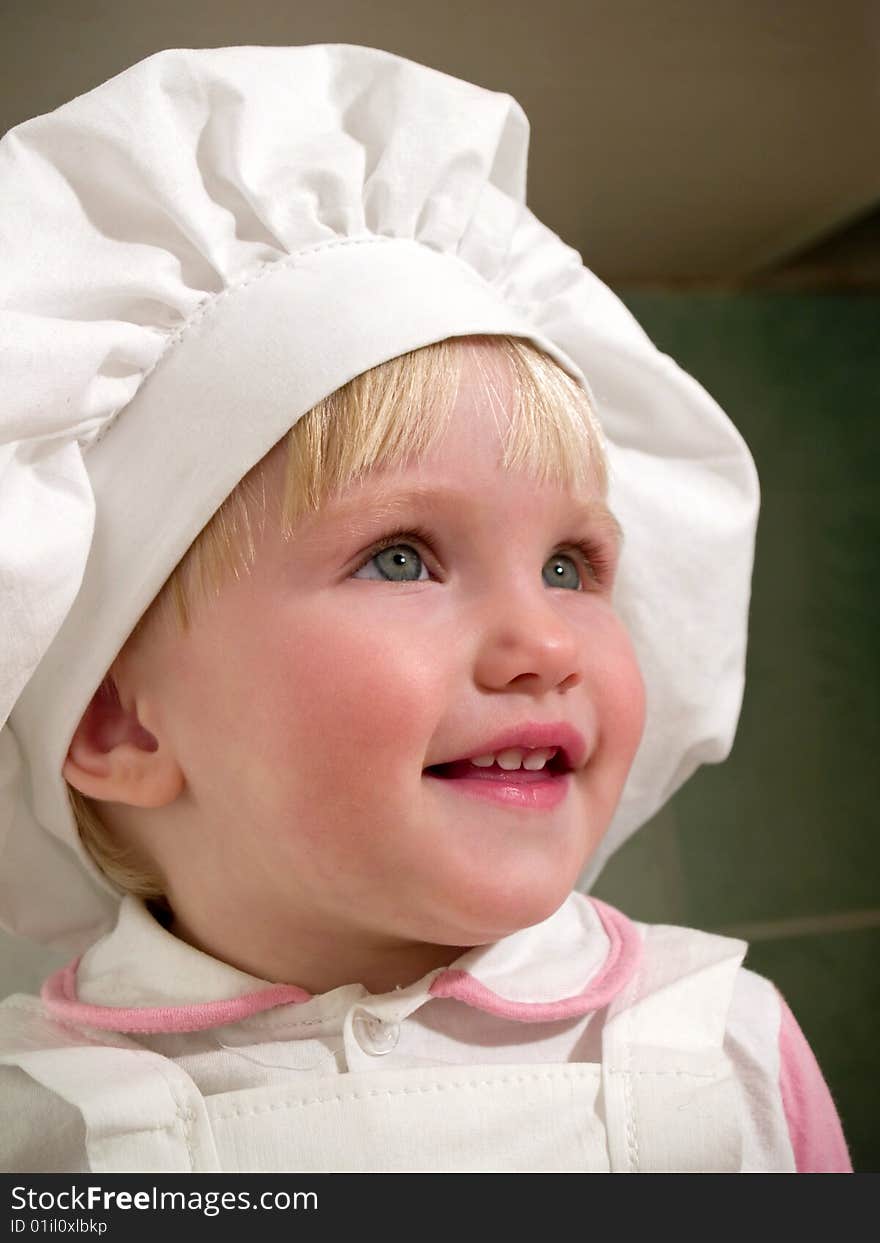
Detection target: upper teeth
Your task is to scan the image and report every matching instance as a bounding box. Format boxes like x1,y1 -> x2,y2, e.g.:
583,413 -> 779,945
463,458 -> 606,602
470,747 -> 560,771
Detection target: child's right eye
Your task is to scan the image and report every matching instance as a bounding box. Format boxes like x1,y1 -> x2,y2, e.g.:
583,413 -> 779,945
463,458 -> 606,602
351,528 -> 436,584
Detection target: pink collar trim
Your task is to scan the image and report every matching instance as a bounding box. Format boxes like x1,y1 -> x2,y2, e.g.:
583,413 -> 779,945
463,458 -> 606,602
428,897 -> 639,1021
41,966 -> 310,1035
41,896 -> 640,1034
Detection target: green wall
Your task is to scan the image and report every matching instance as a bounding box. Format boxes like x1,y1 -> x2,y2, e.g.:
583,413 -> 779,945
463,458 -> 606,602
591,291 -> 879,1172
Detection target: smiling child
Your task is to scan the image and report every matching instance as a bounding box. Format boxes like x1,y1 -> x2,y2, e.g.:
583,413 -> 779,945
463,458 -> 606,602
0,45 -> 850,1173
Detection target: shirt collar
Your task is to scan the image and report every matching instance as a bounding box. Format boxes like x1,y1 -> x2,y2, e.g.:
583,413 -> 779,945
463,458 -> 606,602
41,891 -> 640,1034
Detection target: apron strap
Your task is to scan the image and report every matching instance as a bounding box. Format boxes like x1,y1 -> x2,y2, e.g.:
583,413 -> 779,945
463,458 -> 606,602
0,997 -> 221,1172
601,923 -> 748,1173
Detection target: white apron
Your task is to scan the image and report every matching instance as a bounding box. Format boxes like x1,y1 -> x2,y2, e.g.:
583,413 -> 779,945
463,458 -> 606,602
0,924 -> 747,1173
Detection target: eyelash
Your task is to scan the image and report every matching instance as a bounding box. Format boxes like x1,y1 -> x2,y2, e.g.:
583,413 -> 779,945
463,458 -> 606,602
354,525 -> 613,590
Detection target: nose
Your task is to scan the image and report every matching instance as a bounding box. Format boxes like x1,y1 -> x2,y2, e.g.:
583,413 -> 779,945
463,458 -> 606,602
471,572 -> 587,695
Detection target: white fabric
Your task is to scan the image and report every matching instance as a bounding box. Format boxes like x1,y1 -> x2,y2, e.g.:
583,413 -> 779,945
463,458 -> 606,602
0,892 -> 795,1172
77,899 -> 273,1007
725,966 -> 795,1172
0,45 -> 760,950
601,921 -> 747,1173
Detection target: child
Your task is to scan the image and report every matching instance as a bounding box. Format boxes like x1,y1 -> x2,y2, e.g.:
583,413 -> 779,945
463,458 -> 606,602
0,44 -> 851,1173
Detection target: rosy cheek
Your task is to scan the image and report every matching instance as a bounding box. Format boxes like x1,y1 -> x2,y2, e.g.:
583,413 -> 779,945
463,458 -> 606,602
595,629 -> 647,754
242,625 -> 424,798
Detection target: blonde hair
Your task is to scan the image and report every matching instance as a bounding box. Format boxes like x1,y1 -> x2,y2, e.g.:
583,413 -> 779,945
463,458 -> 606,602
66,334 -> 610,898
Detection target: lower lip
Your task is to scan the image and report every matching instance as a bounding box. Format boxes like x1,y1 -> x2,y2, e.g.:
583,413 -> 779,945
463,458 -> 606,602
423,767 -> 571,810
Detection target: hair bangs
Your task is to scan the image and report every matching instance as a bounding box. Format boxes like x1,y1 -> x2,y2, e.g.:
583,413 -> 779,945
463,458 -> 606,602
129,335 -> 607,649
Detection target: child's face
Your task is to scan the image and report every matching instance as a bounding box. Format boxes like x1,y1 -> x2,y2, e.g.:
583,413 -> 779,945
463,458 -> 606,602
99,344 -> 645,988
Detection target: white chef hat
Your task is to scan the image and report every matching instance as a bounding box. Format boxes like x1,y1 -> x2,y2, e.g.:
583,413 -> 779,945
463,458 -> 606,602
0,44 -> 759,954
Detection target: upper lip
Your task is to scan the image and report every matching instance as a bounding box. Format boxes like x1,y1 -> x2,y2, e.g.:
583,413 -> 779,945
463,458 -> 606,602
425,722 -> 589,772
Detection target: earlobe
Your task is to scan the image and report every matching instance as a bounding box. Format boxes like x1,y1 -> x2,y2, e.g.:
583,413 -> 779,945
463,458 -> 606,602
62,677 -> 185,808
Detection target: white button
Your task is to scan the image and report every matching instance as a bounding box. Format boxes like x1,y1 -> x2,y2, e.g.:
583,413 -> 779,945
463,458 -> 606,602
351,1009 -> 400,1055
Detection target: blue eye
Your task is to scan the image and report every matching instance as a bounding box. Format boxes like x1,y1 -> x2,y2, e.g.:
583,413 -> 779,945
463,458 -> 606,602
351,526 -> 609,590
360,541 -> 430,583
543,553 -> 585,591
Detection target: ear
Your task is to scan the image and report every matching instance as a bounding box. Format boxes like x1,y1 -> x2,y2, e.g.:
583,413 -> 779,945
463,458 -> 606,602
62,675 -> 185,808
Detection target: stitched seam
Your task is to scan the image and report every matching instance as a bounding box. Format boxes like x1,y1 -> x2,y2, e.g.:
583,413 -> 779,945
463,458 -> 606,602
210,1067 -> 712,1122
621,958 -> 640,1173
86,233 -> 416,451
226,1013 -> 346,1037
132,1060 -> 198,1173
89,1119 -> 188,1175
168,1087 -> 198,1173
606,1070 -> 719,1079
86,1012 -> 339,1036
95,1123 -> 183,1138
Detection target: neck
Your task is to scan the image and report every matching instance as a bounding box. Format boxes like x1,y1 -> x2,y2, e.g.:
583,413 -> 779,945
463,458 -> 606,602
166,902 -> 471,996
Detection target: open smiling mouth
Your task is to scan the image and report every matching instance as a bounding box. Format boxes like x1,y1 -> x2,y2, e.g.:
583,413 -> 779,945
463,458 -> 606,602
423,757 -> 571,809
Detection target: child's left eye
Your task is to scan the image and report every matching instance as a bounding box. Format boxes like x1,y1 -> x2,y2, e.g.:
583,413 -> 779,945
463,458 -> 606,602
351,526 -> 611,591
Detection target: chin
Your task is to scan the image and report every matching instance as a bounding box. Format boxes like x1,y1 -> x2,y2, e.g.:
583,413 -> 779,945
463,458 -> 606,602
438,873 -> 576,945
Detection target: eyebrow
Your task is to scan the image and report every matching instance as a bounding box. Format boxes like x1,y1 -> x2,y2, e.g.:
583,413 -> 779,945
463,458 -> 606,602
322,483 -> 624,550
